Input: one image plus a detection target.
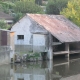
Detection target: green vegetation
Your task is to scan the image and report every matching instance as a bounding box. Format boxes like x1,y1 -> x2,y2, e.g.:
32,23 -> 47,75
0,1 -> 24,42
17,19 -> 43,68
46,0 -> 80,27
0,0 -> 80,28
27,52 -> 41,61
35,0 -> 42,5
0,20 -> 10,29
46,0 -> 68,14
14,0 -> 43,13
13,12 -> 23,23
0,1 -> 15,13
0,0 -> 44,25
61,0 -> 80,26
0,0 -> 43,14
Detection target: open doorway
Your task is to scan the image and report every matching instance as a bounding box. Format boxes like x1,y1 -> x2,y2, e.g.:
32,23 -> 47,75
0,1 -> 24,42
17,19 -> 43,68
53,43 -> 65,52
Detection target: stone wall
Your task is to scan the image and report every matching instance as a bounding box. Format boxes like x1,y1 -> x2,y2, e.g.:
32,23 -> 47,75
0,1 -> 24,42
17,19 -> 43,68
15,45 -> 47,53
15,45 -> 33,53
0,46 -> 10,65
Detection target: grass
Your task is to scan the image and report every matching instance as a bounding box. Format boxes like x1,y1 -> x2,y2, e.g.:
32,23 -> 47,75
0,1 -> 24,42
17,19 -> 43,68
17,51 -> 41,61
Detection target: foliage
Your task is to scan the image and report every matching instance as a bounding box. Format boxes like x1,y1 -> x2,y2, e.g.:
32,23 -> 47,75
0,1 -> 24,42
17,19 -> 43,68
14,0 -> 43,14
27,52 -> 40,60
0,0 -> 44,23
35,0 -> 42,5
13,12 -> 23,23
46,0 -> 68,14
61,0 -> 80,26
46,0 -> 59,14
0,1 -> 15,14
0,20 -> 10,29
0,4 -> 3,11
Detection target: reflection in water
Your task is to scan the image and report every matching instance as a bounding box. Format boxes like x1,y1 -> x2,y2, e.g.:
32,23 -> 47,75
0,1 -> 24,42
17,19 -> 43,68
1,54 -> 80,80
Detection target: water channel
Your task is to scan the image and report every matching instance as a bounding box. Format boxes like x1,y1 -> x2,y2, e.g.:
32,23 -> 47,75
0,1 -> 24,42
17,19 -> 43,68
0,54 -> 80,80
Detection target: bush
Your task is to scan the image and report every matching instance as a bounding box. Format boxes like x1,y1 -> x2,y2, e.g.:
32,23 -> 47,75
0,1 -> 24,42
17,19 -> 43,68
0,20 -> 10,29
14,1 -> 43,13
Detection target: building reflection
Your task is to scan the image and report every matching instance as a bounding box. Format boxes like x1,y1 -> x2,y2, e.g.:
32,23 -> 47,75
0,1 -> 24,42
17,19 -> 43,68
10,60 -> 62,80
0,64 -> 11,80
10,62 -> 49,80
1,55 -> 80,80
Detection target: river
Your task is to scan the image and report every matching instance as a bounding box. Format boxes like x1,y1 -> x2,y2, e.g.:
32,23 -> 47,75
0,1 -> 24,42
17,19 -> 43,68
0,54 -> 80,80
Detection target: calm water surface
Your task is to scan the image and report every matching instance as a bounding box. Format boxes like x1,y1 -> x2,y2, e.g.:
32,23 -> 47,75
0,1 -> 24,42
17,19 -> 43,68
0,54 -> 80,80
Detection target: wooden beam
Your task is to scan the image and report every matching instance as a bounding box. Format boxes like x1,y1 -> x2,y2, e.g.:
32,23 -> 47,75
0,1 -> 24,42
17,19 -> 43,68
65,43 -> 69,61
52,42 -> 62,45
54,51 -> 68,55
70,50 -> 80,54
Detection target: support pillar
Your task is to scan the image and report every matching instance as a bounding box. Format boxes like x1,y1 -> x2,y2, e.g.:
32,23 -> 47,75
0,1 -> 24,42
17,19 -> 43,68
65,43 -> 69,61
48,33 -> 53,60
65,61 -> 69,74
10,32 -> 15,63
48,60 -> 53,80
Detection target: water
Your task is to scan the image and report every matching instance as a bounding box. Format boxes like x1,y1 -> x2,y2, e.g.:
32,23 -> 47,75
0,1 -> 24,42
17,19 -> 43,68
1,54 -> 80,80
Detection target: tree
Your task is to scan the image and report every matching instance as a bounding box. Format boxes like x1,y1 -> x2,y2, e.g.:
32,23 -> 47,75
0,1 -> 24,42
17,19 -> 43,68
14,0 -> 43,13
61,0 -> 80,26
46,0 -> 68,14
0,20 -> 10,29
0,0 -> 44,23
0,1 -> 15,13
35,0 -> 42,5
13,12 -> 23,23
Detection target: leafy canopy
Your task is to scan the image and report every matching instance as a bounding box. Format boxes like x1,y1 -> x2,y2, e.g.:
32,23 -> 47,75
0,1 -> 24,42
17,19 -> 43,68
0,20 -> 10,29
61,0 -> 80,26
46,0 -> 68,14
0,0 -> 44,23
14,0 -> 43,13
0,1 -> 15,13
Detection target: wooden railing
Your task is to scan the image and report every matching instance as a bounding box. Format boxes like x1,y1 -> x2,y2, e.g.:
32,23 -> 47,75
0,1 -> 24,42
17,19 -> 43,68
53,50 -> 80,55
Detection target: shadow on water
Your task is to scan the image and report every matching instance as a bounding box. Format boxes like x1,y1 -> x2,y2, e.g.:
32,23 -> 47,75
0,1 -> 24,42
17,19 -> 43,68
1,54 -> 80,80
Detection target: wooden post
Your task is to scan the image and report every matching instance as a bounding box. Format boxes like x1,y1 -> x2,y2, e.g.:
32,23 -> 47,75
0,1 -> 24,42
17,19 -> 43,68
48,33 -> 53,60
65,43 -> 69,61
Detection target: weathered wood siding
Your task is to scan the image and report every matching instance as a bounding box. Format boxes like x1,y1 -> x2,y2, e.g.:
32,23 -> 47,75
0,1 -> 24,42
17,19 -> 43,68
0,30 -> 10,46
1,31 -> 7,46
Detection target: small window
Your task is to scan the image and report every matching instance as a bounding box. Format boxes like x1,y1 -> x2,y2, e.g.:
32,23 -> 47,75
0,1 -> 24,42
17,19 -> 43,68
17,35 -> 24,40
